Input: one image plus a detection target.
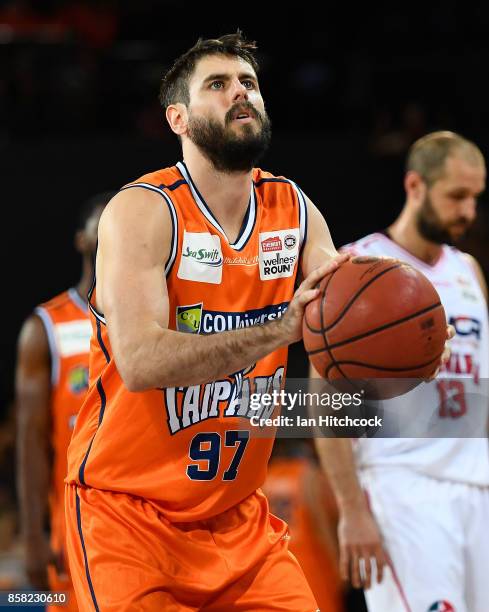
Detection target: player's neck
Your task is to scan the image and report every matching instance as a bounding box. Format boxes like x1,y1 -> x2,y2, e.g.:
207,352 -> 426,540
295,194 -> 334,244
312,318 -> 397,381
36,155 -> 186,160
388,212 -> 444,266
182,147 -> 252,241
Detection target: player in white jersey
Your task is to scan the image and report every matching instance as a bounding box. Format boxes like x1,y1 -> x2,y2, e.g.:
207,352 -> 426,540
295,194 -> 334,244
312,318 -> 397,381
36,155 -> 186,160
314,131 -> 488,612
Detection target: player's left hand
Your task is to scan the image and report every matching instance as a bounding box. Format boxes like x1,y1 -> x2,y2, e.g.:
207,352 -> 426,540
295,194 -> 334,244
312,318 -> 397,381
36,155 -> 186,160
428,324 -> 455,380
279,253 -> 349,345
338,505 -> 388,590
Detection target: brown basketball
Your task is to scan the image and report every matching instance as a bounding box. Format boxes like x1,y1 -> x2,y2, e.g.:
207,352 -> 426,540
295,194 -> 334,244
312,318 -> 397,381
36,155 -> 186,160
303,256 -> 446,396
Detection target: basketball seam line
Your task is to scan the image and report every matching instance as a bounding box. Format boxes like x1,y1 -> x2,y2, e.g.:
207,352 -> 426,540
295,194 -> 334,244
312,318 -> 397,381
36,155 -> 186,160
306,301 -> 443,355
318,272 -> 338,379
321,270 -> 358,387
304,278 -> 329,334
305,263 -> 403,334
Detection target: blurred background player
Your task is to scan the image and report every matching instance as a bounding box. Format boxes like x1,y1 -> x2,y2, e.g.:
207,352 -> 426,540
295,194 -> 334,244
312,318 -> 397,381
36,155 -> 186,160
263,439 -> 344,612
15,192 -> 112,610
314,131 -> 488,612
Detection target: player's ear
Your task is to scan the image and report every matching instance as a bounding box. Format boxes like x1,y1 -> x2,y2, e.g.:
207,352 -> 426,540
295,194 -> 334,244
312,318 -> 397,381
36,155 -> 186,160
404,170 -> 426,204
166,103 -> 188,136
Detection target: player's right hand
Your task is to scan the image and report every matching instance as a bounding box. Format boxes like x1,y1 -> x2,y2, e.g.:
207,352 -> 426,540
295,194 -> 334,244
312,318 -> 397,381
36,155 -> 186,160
427,324 -> 455,380
25,535 -> 56,590
338,505 -> 388,590
279,253 -> 349,344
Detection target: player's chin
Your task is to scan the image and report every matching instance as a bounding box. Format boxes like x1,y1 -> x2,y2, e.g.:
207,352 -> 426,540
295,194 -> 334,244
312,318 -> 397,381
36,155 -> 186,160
449,224 -> 469,240
230,119 -> 258,133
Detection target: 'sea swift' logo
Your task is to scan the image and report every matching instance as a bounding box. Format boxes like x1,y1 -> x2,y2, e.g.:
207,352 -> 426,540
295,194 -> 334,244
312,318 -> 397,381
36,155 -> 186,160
178,231 -> 223,284
182,246 -> 223,267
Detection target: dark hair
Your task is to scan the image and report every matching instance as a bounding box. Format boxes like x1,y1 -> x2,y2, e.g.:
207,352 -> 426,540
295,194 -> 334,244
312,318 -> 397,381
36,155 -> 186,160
406,131 -> 485,187
76,191 -> 115,231
159,31 -> 259,109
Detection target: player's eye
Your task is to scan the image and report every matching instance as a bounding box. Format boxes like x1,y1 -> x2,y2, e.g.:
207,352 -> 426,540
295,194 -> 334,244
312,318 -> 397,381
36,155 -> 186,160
241,80 -> 255,89
449,190 -> 471,200
210,81 -> 224,90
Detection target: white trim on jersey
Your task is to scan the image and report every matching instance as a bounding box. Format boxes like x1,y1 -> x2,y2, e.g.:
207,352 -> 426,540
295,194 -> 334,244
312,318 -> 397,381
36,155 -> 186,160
90,182 -> 180,327
121,181 -> 167,198
35,307 -> 60,386
368,232 -> 448,272
233,186 -> 256,250
176,161 -> 256,250
288,180 -> 307,248
119,182 -> 179,276
68,287 -> 88,314
88,302 -> 106,326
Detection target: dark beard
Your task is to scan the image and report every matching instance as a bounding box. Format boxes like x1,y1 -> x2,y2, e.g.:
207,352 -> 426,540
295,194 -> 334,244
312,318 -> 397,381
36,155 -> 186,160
416,193 -> 469,245
187,103 -> 271,173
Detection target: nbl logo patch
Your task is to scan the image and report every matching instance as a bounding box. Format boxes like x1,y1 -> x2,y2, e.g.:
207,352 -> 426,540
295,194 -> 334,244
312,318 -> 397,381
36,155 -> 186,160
284,234 -> 297,249
428,601 -> 455,611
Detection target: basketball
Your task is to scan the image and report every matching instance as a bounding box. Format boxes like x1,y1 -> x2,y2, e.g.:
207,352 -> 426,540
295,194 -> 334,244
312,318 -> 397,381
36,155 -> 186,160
303,256 -> 447,396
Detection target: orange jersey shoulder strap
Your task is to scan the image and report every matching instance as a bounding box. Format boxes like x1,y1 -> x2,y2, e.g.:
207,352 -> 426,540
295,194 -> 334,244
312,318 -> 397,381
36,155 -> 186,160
35,288 -> 91,385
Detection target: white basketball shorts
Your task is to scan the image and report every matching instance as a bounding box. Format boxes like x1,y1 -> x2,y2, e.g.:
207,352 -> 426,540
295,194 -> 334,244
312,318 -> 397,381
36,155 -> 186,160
360,466 -> 489,612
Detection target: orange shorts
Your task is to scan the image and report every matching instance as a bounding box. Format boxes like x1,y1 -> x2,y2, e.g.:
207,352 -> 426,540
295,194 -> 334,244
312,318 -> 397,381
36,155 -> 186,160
47,564 -> 77,612
65,484 -> 318,612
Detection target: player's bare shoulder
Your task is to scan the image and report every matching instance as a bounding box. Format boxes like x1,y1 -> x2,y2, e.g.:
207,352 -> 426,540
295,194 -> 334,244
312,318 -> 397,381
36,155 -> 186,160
99,188 -> 172,246
461,252 -> 488,301
17,314 -> 50,370
95,187 -> 173,314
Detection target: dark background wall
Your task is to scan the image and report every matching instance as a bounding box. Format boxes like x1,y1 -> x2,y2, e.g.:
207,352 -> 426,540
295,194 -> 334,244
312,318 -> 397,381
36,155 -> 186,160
2,0 -> 489,413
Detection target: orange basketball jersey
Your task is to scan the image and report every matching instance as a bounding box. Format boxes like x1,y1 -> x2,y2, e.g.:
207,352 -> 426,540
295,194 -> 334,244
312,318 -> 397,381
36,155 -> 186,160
36,289 -> 91,602
66,162 -> 307,522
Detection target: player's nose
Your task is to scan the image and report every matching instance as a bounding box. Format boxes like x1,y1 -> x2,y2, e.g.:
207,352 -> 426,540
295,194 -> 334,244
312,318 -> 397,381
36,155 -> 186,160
231,78 -> 248,102
462,197 -> 477,222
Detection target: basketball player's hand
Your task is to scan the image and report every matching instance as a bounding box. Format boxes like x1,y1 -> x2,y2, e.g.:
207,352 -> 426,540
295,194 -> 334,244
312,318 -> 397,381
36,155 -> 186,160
280,254 -> 350,344
338,506 -> 387,590
25,534 -> 57,590
428,324 -> 455,380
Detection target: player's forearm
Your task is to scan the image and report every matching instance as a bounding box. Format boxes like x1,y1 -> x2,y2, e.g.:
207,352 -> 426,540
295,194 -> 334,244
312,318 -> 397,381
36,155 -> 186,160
16,419 -> 49,540
315,438 -> 368,513
118,318 -> 288,391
